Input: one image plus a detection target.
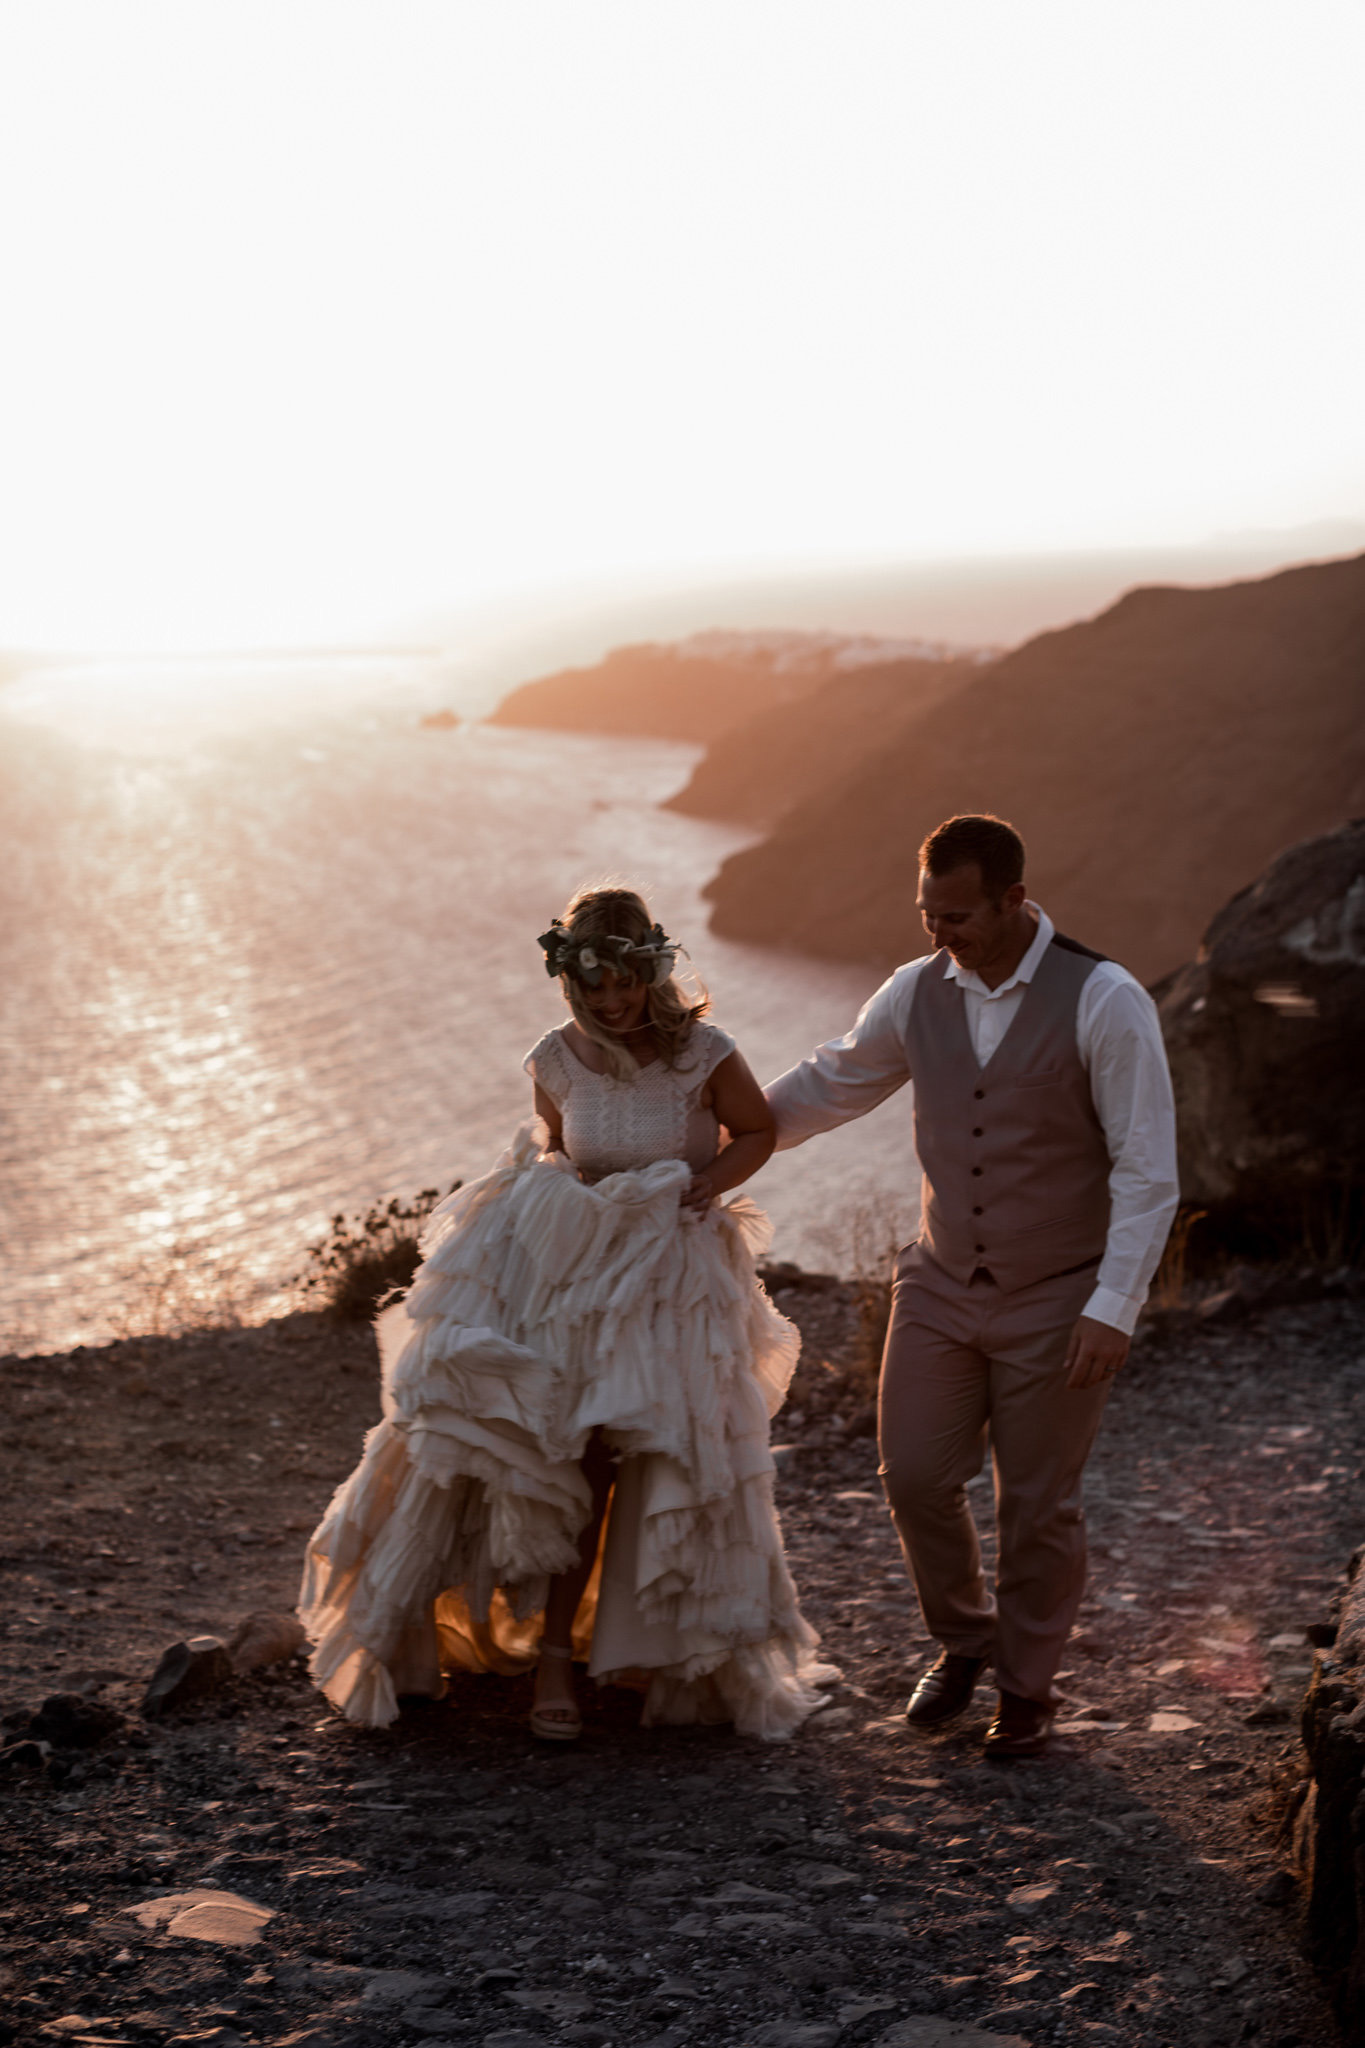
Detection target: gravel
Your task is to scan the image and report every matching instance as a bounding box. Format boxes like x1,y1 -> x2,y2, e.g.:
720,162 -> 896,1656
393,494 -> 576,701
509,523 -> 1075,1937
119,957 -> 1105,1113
2,1288 -> 1363,2047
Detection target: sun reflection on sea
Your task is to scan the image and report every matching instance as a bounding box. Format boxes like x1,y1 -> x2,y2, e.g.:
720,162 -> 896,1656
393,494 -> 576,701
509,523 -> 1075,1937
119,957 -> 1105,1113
0,660 -> 917,1352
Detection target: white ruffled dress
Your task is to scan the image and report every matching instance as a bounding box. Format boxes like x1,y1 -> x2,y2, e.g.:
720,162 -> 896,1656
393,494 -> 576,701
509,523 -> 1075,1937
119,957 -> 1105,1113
298,1021 -> 835,1738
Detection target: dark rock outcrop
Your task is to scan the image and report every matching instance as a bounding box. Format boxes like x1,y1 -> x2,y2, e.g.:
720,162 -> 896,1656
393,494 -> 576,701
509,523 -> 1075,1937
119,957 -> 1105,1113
702,552 -> 1365,987
1156,818 -> 1365,1248
1300,1549 -> 1365,2037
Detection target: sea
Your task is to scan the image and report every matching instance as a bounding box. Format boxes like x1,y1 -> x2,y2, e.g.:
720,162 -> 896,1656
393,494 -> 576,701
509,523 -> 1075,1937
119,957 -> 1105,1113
0,652 -> 918,1354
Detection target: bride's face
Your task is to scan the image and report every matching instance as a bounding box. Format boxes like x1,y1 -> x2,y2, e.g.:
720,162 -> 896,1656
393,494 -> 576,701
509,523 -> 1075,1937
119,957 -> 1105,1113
579,967 -> 650,1034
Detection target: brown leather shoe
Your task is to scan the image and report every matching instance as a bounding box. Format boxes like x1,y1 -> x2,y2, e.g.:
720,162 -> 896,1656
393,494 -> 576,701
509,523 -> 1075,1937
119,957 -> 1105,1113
983,1689 -> 1055,1757
904,1653 -> 988,1728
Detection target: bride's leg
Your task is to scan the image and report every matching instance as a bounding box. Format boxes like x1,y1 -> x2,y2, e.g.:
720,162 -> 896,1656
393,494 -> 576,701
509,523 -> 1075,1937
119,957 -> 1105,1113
532,1430 -> 616,1726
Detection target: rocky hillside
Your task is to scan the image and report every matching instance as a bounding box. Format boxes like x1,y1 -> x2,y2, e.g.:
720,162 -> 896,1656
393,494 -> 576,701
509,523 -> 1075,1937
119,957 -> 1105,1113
664,654 -> 976,829
703,553 -> 1365,988
486,629 -> 966,747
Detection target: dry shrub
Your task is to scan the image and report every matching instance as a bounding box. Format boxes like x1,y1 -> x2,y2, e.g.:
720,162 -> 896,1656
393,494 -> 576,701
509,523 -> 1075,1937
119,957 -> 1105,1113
108,1240 -> 251,1341
838,1201 -> 912,1389
295,1186 -> 461,1322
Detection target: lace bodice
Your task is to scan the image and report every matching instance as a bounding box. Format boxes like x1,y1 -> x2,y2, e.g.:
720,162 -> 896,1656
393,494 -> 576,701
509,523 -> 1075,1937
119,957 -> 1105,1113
523,1022 -> 737,1181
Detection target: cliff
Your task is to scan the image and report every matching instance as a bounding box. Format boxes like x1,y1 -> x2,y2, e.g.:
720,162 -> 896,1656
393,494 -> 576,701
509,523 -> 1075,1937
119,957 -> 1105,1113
487,634 -> 841,745
664,655 -> 974,829
703,553 -> 1365,988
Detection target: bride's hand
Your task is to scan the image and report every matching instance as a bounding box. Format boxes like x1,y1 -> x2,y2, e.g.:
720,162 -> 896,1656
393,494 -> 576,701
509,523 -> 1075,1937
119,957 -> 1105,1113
680,1172 -> 716,1213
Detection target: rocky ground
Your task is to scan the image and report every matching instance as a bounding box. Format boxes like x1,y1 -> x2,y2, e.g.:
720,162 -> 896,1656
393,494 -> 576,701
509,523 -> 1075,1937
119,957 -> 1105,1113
3,1281 -> 1364,2048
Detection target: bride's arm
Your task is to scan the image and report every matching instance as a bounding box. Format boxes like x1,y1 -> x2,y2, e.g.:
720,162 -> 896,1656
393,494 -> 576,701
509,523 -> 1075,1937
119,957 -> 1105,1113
534,1082 -> 566,1153
681,1052 -> 775,1211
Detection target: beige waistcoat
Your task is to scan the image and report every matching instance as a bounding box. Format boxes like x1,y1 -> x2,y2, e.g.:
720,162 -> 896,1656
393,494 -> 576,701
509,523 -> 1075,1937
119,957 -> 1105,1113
906,935 -> 1112,1293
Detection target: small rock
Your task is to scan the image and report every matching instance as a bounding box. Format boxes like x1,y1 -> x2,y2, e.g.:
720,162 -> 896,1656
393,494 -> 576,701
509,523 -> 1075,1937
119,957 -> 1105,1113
361,1970 -> 451,2007
712,1911 -> 814,1934
274,1962 -> 366,1993
1005,1881 -> 1060,1916
29,1693 -> 123,1749
0,1738 -> 52,1773
127,1888 -> 274,1946
838,2001 -> 900,2026
1060,1982 -> 1106,2005
165,2031 -> 247,2048
142,1636 -> 233,1716
225,1611 -> 307,1673
810,1705 -> 856,1730
787,1861 -> 862,1892
1244,1700 -> 1293,1726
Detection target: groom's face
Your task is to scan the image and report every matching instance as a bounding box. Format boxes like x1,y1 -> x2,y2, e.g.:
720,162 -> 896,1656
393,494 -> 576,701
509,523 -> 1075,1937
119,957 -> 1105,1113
917,863 -> 1025,977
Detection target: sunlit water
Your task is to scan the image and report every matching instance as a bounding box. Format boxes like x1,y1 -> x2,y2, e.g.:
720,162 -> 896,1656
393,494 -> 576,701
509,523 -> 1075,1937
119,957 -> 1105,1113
1,655 -> 918,1353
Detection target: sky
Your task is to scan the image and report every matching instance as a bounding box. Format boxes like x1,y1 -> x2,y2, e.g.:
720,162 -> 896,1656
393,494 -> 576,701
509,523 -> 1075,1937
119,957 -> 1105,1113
1,0 -> 1363,653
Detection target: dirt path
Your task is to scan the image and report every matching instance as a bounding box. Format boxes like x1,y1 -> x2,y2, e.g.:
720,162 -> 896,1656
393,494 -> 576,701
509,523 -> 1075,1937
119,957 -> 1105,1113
2,1289 -> 1363,2048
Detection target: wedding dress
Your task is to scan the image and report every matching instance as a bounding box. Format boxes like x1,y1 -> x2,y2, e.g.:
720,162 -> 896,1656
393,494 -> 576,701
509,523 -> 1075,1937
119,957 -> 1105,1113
298,1021 -> 835,1737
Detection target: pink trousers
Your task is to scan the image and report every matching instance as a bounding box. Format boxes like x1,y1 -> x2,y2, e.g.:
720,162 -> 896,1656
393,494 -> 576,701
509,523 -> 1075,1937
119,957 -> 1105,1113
877,1243 -> 1111,1704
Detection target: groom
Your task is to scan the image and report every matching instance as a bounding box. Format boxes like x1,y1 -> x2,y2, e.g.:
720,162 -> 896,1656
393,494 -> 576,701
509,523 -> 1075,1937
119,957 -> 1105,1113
764,814 -> 1178,1755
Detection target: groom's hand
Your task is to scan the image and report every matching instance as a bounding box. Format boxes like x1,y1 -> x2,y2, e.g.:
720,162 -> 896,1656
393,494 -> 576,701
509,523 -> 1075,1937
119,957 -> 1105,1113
1064,1315 -> 1130,1389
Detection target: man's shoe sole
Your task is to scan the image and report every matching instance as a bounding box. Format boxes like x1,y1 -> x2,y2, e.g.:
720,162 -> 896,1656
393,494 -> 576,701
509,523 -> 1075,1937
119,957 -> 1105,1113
983,1729 -> 1051,1757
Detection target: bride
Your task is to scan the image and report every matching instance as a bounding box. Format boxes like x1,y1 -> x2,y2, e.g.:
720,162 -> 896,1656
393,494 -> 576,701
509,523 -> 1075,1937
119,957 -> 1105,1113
299,883 -> 834,1741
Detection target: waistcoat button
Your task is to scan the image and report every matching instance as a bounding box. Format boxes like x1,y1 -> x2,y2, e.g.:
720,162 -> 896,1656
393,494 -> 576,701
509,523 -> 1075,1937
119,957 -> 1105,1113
972,1127 -> 984,1137
972,1206 -> 983,1216
974,1241 -> 985,1252
973,1088 -> 984,1100
971,1166 -> 982,1177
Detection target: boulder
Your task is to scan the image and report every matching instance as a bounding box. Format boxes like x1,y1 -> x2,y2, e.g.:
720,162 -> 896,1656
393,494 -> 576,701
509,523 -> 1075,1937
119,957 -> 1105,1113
1299,1548 -> 1365,2035
225,1610 -> 306,1673
142,1635 -> 233,1716
1156,818 -> 1365,1245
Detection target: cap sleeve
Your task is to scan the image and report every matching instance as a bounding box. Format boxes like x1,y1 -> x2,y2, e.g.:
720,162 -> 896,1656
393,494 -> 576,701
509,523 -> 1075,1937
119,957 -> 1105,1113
679,1020 -> 737,1095
523,1028 -> 572,1108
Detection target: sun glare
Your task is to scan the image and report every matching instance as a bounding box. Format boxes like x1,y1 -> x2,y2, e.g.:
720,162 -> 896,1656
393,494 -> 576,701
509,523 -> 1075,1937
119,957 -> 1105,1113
0,0 -> 1362,651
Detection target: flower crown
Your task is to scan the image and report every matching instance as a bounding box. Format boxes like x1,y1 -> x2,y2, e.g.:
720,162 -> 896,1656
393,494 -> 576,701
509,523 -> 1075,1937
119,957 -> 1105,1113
537,917 -> 680,988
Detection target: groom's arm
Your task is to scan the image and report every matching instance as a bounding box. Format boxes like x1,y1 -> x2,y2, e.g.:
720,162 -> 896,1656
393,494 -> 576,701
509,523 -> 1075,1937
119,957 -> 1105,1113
763,964 -> 920,1149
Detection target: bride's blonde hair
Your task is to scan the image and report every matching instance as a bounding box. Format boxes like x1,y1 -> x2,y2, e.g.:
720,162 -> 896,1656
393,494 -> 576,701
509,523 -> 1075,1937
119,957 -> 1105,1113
556,883 -> 709,1082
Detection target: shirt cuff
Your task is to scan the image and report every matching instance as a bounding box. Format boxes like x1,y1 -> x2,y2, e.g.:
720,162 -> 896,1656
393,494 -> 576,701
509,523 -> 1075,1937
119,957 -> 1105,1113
1081,1285 -> 1141,1338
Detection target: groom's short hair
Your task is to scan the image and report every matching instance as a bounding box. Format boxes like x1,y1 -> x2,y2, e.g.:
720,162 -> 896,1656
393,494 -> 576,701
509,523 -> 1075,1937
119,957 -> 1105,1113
919,814 -> 1025,903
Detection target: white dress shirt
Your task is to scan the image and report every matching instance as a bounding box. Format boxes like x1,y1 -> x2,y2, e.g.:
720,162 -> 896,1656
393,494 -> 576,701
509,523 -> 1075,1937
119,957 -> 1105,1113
765,906 -> 1180,1336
